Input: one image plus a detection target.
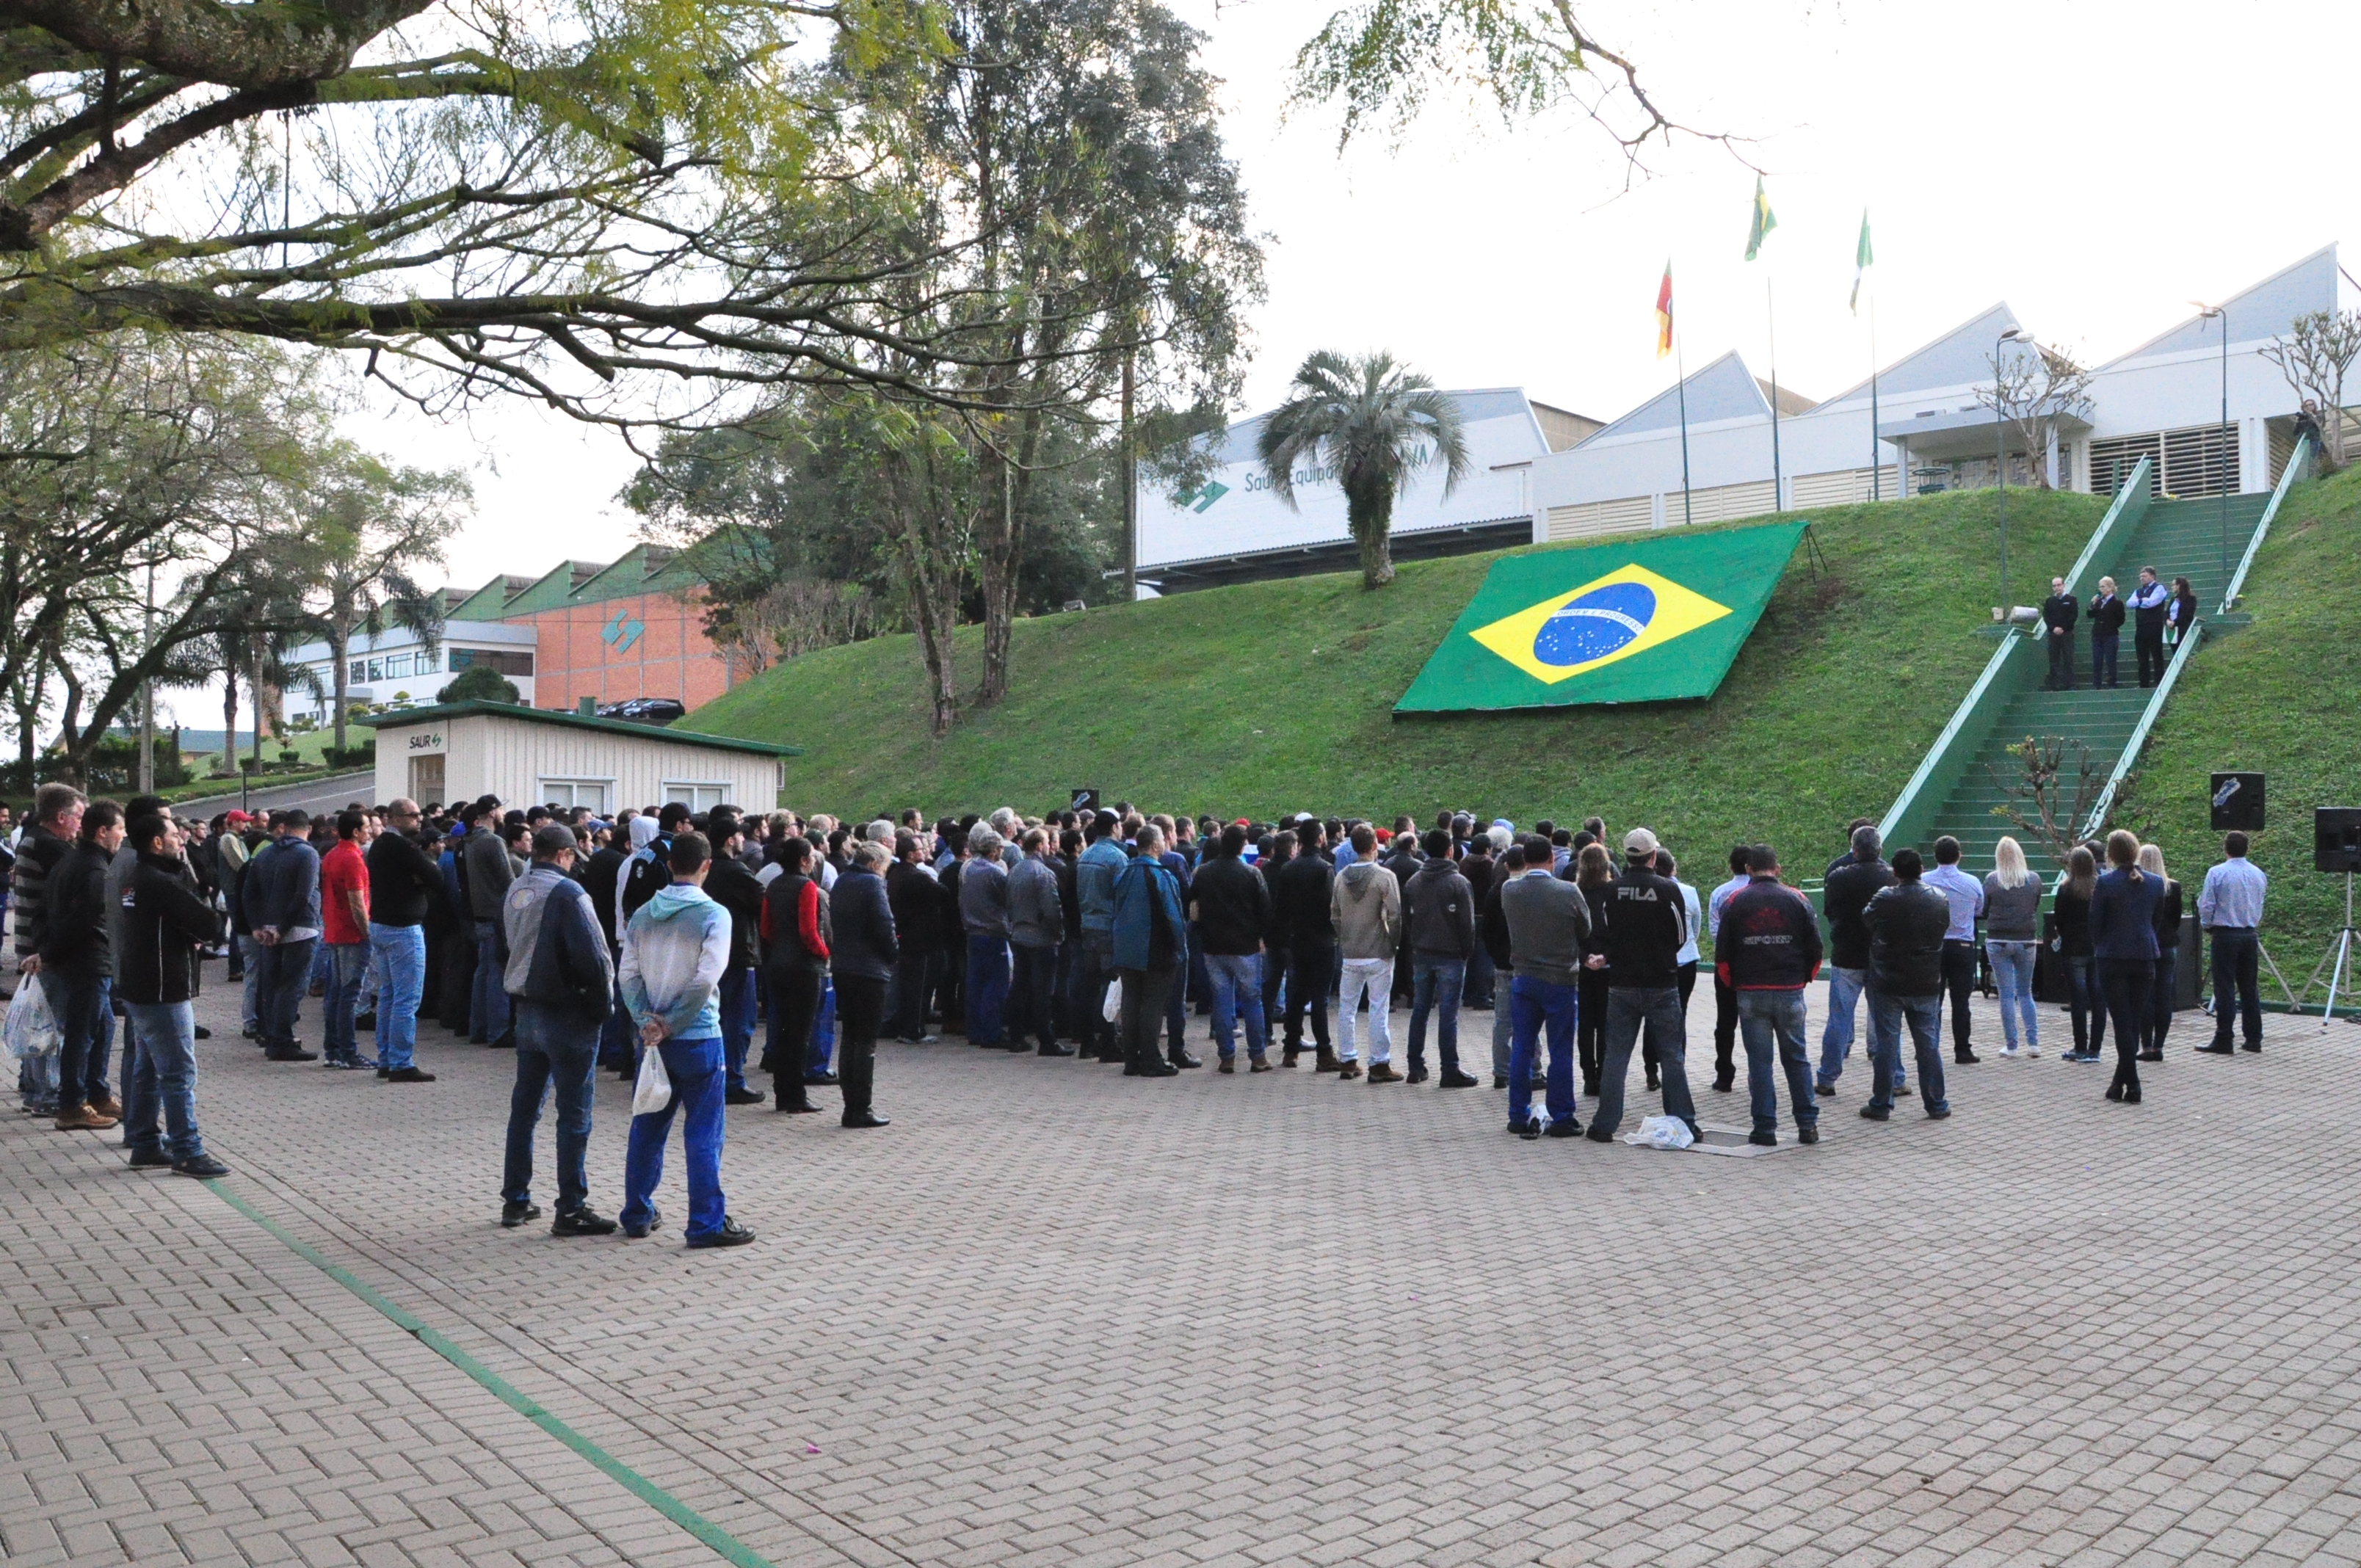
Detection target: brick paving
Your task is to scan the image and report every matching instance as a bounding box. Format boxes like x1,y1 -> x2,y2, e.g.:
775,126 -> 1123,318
7,976 -> 2361,1568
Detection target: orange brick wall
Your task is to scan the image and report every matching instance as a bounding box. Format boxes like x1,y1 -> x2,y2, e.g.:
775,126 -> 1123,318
511,590 -> 738,714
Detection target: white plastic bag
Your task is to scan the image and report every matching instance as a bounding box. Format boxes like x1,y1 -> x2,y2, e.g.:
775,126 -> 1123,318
631,1041 -> 674,1116
1102,979 -> 1122,1024
1624,1114 -> 1696,1150
4,974 -> 59,1063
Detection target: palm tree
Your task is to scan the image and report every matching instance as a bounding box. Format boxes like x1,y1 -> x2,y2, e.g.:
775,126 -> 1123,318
1255,350 -> 1470,590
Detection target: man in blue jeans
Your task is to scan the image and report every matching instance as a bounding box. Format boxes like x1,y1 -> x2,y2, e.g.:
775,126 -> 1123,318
247,810 -> 322,1063
1716,843 -> 1823,1147
502,825 -> 620,1235
619,831 -> 754,1249
957,827 -> 1012,1046
1589,828 -> 1701,1144
1817,824 -> 1903,1099
1498,835 -> 1591,1137
1402,830 -> 1481,1088
366,798 -> 446,1082
1189,823 -> 1274,1070
1860,848 -> 1952,1122
117,813 -> 231,1176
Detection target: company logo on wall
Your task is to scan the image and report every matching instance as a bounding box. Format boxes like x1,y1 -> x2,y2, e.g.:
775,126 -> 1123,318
1172,480 -> 1230,513
601,609 -> 645,653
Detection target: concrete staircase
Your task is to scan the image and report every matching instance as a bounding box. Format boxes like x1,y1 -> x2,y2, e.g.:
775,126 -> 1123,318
1908,490 -> 2271,870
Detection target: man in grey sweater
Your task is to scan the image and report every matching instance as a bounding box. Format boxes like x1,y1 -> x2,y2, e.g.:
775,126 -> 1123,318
1498,834 -> 1594,1138
1329,824 -> 1400,1082
1006,828 -> 1069,1056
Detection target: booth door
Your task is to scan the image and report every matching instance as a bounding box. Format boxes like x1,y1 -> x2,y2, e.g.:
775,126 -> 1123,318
408,752 -> 445,803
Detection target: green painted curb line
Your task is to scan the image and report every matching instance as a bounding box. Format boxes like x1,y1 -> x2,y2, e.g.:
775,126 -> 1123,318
205,1180 -> 775,1568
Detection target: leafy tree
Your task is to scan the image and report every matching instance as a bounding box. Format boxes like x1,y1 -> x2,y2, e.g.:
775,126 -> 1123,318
443,662 -> 521,705
1256,350 -> 1469,590
1977,339 -> 2092,493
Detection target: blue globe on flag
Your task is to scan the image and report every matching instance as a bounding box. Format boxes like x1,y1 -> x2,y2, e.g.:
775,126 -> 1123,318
1531,581 -> 1656,667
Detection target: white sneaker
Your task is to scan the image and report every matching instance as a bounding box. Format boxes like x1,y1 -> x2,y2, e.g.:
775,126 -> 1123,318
1998,1045 -> 2021,1058
2023,1045 -> 2042,1059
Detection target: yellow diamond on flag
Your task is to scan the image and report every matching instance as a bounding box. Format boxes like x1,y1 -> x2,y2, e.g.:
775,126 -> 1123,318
1468,564 -> 1733,686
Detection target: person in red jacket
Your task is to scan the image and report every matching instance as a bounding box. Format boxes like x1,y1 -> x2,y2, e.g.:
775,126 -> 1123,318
758,835 -> 830,1114
1715,843 -> 1824,1147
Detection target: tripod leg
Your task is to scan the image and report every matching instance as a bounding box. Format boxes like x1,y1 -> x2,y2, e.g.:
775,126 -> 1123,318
2257,942 -> 2299,1010
2326,929 -> 2357,1032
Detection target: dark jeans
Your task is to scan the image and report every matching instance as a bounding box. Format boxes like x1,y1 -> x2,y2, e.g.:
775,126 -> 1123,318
2092,631 -> 2121,688
1010,942 -> 1059,1049
1577,967 -> 1609,1089
1261,939 -> 1289,1042
835,973 -> 886,1117
1407,956 -> 1464,1075
1597,986 -> 1697,1138
622,1035 -> 727,1241
1507,974 -> 1578,1130
1734,988 -> 1818,1134
1117,966 -> 1177,1072
1285,940 -> 1333,1051
767,965 -> 822,1099
2210,928 -> 2261,1047
471,919 -> 510,1042
1941,939 -> 1976,1056
965,934 -> 1010,1044
718,967 -> 757,1092
2066,954 -> 2104,1055
891,948 -> 940,1040
51,971 -> 110,1112
1710,967 -> 1736,1080
123,999 -> 203,1160
2135,622 -> 2166,685
504,1001 -> 601,1214
1164,934 -> 1190,1050
2047,629 -> 2075,689
258,937 -> 316,1055
2100,958 -> 2152,1093
1076,933 -> 1118,1059
1868,990 -> 1948,1114
323,941 -> 369,1061
2146,952 -> 2177,1052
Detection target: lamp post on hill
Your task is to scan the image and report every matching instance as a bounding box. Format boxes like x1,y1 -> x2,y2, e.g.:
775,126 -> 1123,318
1996,326 -> 2023,619
2191,301 -> 2231,589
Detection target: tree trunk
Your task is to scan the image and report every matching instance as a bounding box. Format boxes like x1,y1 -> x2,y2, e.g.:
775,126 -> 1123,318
1349,486 -> 1395,590
221,654 -> 239,777
975,451 -> 1018,708
329,620 -> 350,752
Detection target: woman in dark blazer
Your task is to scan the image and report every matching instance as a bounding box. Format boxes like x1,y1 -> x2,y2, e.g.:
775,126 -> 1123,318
2087,830 -> 2162,1103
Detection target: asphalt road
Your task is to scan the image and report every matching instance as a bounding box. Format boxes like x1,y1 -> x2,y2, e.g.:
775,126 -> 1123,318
172,769 -> 375,820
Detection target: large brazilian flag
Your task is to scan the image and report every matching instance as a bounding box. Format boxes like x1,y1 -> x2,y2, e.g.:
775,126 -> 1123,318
1395,520 -> 1806,714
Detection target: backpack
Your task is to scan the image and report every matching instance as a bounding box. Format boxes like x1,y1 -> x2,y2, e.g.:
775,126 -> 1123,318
620,835 -> 673,926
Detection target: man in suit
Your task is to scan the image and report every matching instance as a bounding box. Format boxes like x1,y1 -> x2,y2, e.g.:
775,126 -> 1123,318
2129,565 -> 2170,686
2089,575 -> 2126,689
2041,576 -> 2078,689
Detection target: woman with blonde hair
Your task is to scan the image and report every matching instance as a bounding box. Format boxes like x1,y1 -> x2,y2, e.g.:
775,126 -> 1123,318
2088,829 -> 2161,1102
1982,836 -> 2044,1056
2137,843 -> 2183,1061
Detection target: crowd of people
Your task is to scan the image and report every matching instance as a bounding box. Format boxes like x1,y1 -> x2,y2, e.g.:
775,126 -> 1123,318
4,783 -> 2275,1246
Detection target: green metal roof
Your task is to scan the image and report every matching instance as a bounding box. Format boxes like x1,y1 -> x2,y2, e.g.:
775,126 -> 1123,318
564,544 -> 700,608
447,575 -> 534,622
355,700 -> 799,756
498,559 -> 610,617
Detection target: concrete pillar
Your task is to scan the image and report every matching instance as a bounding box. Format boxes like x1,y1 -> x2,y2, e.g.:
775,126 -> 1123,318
2046,425 -> 2061,491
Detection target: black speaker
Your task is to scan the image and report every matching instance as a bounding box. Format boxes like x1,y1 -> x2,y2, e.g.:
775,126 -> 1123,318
2317,807 -> 2361,874
2211,772 -> 2265,831
1070,788 -> 1100,814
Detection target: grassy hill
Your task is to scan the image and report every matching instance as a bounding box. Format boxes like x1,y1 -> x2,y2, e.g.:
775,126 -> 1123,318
2130,464 -> 2361,970
692,487 -> 2108,871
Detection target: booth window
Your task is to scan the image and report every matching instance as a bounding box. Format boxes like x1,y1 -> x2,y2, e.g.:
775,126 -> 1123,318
661,782 -> 730,811
537,777 -> 612,811
449,647 -> 534,676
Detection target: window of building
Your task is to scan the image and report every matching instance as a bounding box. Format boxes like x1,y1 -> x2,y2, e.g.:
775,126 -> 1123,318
382,652 -> 410,678
349,660 -> 366,683
537,777 -> 612,811
366,659 -> 383,682
449,647 -> 534,677
661,782 -> 730,811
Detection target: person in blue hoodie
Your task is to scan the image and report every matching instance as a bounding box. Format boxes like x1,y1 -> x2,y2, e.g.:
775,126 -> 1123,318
618,832 -> 754,1249
1110,823 -> 1188,1078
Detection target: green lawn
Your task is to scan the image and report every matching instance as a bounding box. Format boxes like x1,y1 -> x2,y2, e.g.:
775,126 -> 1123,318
2129,464 -> 2361,975
692,487 -> 2108,875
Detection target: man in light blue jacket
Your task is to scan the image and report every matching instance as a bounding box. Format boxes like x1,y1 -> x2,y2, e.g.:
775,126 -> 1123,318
618,832 -> 754,1249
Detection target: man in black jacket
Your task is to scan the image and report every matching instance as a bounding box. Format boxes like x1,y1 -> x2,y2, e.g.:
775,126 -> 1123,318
885,834 -> 943,1044
2040,575 -> 2078,689
1817,824 -> 1897,1100
1717,844 -> 1824,1147
582,827 -> 634,1075
1189,824 -> 1274,1070
500,825 -> 620,1235
43,802 -> 125,1130
1589,827 -> 1699,1143
1402,830 -> 1479,1087
365,799 -> 449,1082
117,813 -> 229,1175
1860,847 -> 1953,1122
12,783 -> 81,1115
700,809 -> 768,1105
830,841 -> 898,1128
1274,824 -> 1337,1066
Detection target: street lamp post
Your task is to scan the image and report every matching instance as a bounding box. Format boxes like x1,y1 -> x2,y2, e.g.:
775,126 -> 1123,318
1996,327 -> 2023,617
2194,302 -> 2230,586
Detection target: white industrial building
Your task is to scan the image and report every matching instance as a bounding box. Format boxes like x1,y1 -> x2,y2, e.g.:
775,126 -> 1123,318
283,618 -> 539,723
1139,247 -> 2346,584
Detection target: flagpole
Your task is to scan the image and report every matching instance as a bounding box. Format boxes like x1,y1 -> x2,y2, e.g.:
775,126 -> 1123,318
1767,276 -> 1784,509
1678,333 -> 1692,529
1870,285 -> 1882,501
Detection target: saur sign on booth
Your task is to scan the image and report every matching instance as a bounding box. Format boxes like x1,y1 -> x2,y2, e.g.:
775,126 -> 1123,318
1394,521 -> 1807,714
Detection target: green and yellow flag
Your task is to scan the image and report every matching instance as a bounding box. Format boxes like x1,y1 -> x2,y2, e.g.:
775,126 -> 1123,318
1744,175 -> 1777,261
1850,210 -> 1873,313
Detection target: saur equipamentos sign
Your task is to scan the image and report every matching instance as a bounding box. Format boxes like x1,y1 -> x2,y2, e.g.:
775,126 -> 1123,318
1393,520 -> 1807,714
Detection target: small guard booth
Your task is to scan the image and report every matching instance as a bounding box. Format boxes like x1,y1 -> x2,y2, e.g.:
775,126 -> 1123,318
358,700 -> 797,815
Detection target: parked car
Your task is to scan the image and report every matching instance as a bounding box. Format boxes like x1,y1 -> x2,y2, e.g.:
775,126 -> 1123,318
595,697 -> 686,725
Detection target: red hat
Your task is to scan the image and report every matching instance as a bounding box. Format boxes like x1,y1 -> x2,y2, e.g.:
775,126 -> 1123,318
1373,827 -> 1392,843
225,810 -> 253,824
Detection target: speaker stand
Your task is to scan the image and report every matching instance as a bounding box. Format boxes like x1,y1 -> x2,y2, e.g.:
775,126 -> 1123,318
2296,872 -> 2361,1030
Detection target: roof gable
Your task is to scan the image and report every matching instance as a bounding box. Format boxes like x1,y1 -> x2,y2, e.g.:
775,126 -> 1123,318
1581,352 -> 1769,443
2106,245 -> 2340,364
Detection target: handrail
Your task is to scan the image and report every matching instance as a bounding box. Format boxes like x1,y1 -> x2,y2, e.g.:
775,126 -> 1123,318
2081,619 -> 2205,838
1876,629 -> 2023,846
2220,435 -> 2312,614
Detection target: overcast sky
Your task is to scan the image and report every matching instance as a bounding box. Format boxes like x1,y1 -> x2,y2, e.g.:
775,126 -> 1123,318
374,0 -> 2361,589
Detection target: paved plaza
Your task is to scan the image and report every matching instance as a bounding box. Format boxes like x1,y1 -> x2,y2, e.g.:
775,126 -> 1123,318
7,977 -> 2361,1568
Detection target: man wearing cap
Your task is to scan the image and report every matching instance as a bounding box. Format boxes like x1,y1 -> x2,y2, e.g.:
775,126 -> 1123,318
247,809 -> 322,1062
501,824 -> 620,1235
1588,827 -> 1700,1143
